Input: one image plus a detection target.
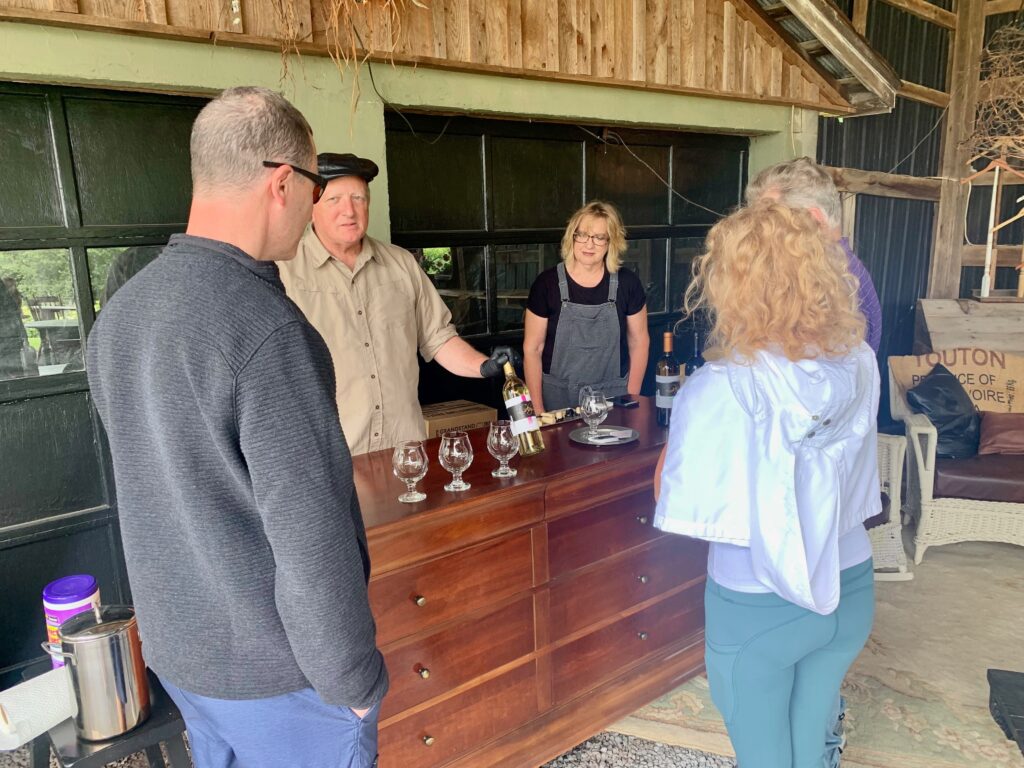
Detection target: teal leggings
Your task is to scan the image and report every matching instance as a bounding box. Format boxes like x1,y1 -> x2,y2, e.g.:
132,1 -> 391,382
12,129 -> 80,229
704,559 -> 874,768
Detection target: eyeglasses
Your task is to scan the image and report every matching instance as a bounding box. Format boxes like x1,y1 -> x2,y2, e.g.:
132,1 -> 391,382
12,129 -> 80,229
262,161 -> 328,204
573,231 -> 610,245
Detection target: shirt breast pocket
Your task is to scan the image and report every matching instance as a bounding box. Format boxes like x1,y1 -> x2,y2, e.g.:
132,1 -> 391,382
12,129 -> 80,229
369,279 -> 415,329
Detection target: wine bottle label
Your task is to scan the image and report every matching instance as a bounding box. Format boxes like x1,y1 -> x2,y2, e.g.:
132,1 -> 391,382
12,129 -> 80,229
505,394 -> 539,436
655,373 -> 681,408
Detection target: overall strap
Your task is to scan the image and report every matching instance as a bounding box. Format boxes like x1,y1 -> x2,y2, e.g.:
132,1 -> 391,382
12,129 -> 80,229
556,262 -> 570,303
607,268 -> 619,303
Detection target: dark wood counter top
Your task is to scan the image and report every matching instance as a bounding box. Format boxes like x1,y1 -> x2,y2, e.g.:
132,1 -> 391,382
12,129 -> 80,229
353,396 -> 668,534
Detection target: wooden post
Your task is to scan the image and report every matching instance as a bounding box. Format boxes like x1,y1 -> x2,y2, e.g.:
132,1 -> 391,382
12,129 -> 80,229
928,0 -> 985,299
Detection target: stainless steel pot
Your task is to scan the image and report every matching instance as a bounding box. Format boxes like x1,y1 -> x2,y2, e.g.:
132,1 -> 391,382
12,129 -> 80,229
48,604 -> 150,741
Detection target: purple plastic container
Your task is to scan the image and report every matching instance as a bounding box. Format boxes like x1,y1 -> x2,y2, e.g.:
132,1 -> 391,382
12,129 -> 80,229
43,574 -> 100,669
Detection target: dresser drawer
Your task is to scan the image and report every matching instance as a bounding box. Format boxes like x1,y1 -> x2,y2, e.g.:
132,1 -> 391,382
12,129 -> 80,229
552,581 -> 704,704
548,489 -> 660,578
370,530 -> 536,645
549,534 -> 706,639
378,661 -> 539,768
380,595 -> 535,718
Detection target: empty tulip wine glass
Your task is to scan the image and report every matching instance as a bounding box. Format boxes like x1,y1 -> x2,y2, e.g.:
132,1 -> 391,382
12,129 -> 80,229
439,430 -> 473,492
392,440 -> 428,503
579,388 -> 610,439
487,420 -> 519,478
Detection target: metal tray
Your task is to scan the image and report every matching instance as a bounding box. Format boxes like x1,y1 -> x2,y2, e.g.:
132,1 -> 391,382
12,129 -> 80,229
569,426 -> 640,447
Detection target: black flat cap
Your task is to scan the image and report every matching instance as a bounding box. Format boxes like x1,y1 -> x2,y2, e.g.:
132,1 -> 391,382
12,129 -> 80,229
317,152 -> 379,183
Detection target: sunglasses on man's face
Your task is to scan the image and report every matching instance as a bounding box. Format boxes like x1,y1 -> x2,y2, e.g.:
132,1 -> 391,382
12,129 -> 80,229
262,161 -> 328,204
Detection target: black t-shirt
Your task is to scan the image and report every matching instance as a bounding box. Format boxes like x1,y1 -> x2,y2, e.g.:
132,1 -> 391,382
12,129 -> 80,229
526,265 -> 646,376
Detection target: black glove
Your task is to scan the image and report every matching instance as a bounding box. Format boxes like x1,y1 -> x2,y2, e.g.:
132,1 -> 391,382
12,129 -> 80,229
480,345 -> 516,378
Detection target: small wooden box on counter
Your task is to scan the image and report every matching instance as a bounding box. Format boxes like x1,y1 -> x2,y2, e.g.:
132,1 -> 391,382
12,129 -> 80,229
354,397 -> 708,768
421,400 -> 497,438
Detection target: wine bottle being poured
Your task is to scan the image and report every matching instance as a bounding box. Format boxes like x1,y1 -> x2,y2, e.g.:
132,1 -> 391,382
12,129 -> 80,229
502,361 -> 545,457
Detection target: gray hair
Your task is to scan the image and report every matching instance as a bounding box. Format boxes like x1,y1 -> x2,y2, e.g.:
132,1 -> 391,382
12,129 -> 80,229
744,156 -> 841,229
190,86 -> 314,193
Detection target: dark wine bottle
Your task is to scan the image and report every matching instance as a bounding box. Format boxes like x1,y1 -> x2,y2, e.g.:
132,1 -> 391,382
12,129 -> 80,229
655,331 -> 681,427
684,327 -> 705,377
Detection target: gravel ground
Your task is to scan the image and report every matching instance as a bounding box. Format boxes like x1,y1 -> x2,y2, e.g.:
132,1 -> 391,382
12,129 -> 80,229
2,731 -> 733,767
543,732 -> 736,768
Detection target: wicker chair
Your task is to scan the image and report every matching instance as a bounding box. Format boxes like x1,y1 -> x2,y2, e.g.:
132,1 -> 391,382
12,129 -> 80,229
870,433 -> 912,580
889,369 -> 1024,564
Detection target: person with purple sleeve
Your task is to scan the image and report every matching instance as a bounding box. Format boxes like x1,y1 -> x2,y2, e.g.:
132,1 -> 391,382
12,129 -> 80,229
744,157 -> 883,766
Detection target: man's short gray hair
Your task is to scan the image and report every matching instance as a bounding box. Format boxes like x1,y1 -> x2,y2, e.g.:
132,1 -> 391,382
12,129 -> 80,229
190,86 -> 314,193
744,156 -> 841,229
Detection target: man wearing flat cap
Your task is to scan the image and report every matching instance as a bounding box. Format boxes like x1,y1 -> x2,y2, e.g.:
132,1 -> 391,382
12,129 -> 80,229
280,152 -> 507,455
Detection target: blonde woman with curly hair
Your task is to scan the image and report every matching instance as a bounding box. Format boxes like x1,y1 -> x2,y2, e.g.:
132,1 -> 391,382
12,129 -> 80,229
523,201 -> 649,413
653,200 -> 880,768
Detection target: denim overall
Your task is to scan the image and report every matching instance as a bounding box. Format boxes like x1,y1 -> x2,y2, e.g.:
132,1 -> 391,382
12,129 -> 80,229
541,262 -> 628,411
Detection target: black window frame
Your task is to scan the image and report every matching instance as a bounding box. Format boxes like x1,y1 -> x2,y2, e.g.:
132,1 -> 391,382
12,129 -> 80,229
384,111 -> 749,339
0,82 -> 207,404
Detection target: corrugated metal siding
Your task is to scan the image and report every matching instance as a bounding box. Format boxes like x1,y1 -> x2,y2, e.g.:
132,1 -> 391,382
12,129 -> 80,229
853,196 -> 936,427
818,98 -> 943,176
866,0 -> 950,89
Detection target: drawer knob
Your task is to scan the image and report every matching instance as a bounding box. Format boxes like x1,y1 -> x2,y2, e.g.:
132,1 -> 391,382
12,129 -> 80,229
636,515 -> 649,525
417,666 -> 431,680
637,574 -> 649,585
413,595 -> 427,607
423,735 -> 435,747
637,631 -> 648,641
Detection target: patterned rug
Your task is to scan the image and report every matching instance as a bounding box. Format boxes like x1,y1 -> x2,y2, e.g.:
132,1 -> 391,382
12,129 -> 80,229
609,541 -> 1024,767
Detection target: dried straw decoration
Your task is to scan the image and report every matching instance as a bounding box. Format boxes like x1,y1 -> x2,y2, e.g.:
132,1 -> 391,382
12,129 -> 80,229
967,19 -> 1024,166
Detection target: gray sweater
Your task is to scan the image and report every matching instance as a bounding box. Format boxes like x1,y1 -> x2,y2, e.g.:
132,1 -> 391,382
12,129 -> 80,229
86,234 -> 388,707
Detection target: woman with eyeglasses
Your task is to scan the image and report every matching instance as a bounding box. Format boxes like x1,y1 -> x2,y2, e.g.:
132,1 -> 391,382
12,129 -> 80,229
523,201 -> 649,413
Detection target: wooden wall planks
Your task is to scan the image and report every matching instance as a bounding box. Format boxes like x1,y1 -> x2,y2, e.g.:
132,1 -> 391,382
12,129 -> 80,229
0,0 -> 852,112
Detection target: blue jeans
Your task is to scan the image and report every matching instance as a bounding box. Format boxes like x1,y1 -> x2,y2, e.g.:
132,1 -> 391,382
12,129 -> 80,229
704,559 -> 874,768
160,677 -> 379,768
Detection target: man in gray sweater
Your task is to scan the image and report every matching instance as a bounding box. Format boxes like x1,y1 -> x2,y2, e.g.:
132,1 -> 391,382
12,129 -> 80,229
86,86 -> 387,768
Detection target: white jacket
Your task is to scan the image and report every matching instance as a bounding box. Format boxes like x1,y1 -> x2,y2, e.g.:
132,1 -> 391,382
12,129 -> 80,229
654,343 -> 880,615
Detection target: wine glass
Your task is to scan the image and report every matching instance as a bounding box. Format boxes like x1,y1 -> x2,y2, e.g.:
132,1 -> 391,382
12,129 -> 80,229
487,420 -> 519,478
579,388 -> 610,439
439,430 -> 473,492
392,441 -> 428,503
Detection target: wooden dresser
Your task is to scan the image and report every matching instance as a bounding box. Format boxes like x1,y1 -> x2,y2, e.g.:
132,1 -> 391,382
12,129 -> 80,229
353,398 -> 707,768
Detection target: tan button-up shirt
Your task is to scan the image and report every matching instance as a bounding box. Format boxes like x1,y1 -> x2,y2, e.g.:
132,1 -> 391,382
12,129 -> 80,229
280,228 -> 458,455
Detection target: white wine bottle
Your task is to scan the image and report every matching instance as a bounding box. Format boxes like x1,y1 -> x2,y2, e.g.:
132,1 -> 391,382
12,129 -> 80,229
502,361 -> 545,457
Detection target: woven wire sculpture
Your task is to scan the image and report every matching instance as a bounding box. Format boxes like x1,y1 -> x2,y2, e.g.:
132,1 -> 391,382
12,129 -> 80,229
967,19 -> 1024,166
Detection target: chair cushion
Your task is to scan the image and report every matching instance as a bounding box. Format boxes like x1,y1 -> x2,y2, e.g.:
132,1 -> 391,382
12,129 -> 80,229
979,412 -> 1024,456
934,454 -> 1024,503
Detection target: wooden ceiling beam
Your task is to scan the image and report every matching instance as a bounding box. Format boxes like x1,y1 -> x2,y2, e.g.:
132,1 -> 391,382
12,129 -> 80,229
776,0 -> 901,112
875,0 -> 957,30
984,0 -> 1024,16
825,165 -> 942,200
898,79 -> 951,108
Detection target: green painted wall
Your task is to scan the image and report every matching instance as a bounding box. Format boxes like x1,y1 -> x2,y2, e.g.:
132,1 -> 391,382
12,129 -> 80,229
0,21 -> 818,237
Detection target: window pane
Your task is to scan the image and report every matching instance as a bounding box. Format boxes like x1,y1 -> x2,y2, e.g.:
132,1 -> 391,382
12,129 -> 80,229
411,246 -> 487,337
65,97 -> 199,226
493,243 -> 561,332
88,245 -> 164,312
0,92 -> 64,229
621,239 -> 668,314
0,249 -> 82,379
490,138 -> 583,230
672,147 -> 745,225
586,143 -> 670,226
669,237 -> 706,314
387,133 -> 486,232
